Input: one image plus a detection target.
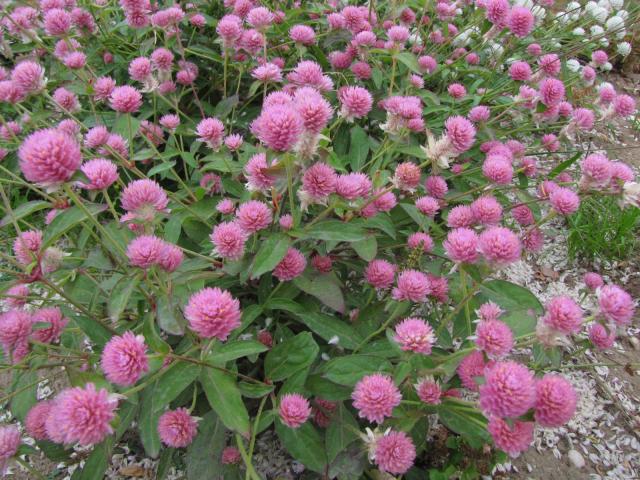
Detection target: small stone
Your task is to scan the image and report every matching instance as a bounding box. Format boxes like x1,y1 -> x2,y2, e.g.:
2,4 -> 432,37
628,336 -> 639,351
568,449 -> 586,469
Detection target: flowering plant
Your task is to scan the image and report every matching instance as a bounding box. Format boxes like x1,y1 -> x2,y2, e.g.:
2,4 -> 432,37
0,0 -> 638,478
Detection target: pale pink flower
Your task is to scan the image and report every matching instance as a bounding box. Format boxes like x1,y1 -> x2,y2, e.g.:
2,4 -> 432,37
479,361 -> 536,417
11,61 -> 45,93
252,63 -> 282,83
44,8 -> 72,35
337,86 -> 373,120
302,162 -> 337,200
273,248 -> 306,281
457,350 -> 485,391
13,230 -> 42,265
415,196 -> 440,217
539,54 -> 561,77
236,200 -> 272,233
127,235 -> 164,268
251,105 -> 303,152
509,61 -> 532,81
444,228 -> 479,263
598,284 -> 635,325
31,307 -> 68,344
584,272 -> 603,290
408,232 -> 433,253
0,425 -> 20,473
539,78 -> 565,107
184,287 -> 241,340
418,55 -> 437,73
445,116 -> 476,153
5,284 -> 29,309
290,24 -> 316,45
158,408 -> 198,448
447,205 -> 474,228
0,309 -> 32,362
416,378 -> 442,404
279,393 -> 311,428
534,374 -> 577,427
447,83 -> 466,99
352,373 -> 401,423
25,401 -> 52,441
85,125 -> 110,148
101,331 -> 148,386
588,323 -> 616,349
294,87 -> 332,133
393,162 -> 421,191
471,196 -> 503,225
479,227 -> 521,266
613,94 -> 636,118
151,48 -> 174,71
365,259 -> 396,289
109,85 -> 142,113
336,173 -> 371,200
225,134 -> 243,151
507,7 -> 534,38
160,114 -> 180,131
120,179 -> 169,221
279,214 -> 293,230
475,320 -> 513,359
392,270 -> 431,302
488,417 -> 534,458
79,158 -> 118,190
196,117 -> 225,149
18,128 -> 81,185
374,430 -> 416,475
549,187 -> 580,215
211,221 -> 247,260
394,317 -> 435,354
159,243 -> 183,272
512,204 -> 534,226
482,156 -> 513,185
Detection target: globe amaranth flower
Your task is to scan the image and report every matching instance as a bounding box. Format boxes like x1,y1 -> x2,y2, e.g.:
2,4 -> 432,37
293,87 -> 332,134
11,61 -> 46,93
31,306 -> 68,344
541,296 -> 583,334
539,78 -> 565,107
588,323 -> 616,349
457,350 -> 486,391
469,105 -> 490,123
5,284 -> 29,309
273,248 -> 306,281
393,162 -> 421,191
352,373 -> 401,423
109,85 -> 142,113
416,378 -> 442,404
311,254 -> 332,274
0,424 -> 20,474
236,200 -> 273,233
509,61 -> 532,81
120,179 -> 169,222
425,175 -> 448,198
507,6 -> 534,38
18,128 -> 82,185
25,401 -> 53,441
374,430 -> 416,475
158,243 -> 183,273
158,408 -> 198,448
184,287 -> 241,340
584,272 -> 604,290
338,86 -> 373,121
479,361 -> 536,418
289,24 -> 316,45
126,235 -> 165,268
79,158 -> 118,190
394,317 -> 435,354
471,196 -> 503,226
13,229 -> 42,266
487,416 -> 534,458
221,446 -> 242,465
534,374 -> 578,427
392,270 -> 431,302
415,196 -> 440,217
0,309 -> 32,363
580,153 -> 611,186
478,227 -> 522,266
447,205 -> 474,228
365,259 -> 396,289
251,104 -> 303,152
444,228 -> 479,263
301,162 -> 338,200
407,232 -> 433,253
211,221 -> 247,260
101,331 -> 149,386
482,155 -> 513,185
475,319 -> 514,359
549,187 -> 580,215
196,117 -> 225,149
336,173 -> 371,201
598,284 -> 635,325
279,393 -> 311,428
46,383 -> 118,446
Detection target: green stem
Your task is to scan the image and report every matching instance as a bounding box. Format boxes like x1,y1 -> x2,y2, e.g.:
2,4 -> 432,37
235,434 -> 261,480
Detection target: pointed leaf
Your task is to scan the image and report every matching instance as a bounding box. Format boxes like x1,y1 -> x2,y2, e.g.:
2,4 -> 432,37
265,332 -> 319,381
275,420 -> 328,474
200,368 -> 251,436
250,233 -> 290,279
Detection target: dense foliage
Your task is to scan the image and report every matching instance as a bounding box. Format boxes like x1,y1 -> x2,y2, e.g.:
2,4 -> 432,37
0,0 -> 638,478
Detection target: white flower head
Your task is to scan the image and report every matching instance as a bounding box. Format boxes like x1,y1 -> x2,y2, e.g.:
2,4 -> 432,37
567,59 -> 581,72
572,27 -> 585,36
617,41 -> 632,56
606,15 -> 624,31
603,61 -> 613,71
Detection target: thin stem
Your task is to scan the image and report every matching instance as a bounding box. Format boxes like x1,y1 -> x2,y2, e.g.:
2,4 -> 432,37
235,434 -> 262,480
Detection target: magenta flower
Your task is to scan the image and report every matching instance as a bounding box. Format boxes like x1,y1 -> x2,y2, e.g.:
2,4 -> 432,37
584,272 -> 604,290
159,243 -> 183,272
0,425 -> 20,474
393,162 -> 421,191
507,7 -> 534,38
457,350 -> 485,391
549,187 -> 580,215
293,87 -> 332,133
407,232 -> 433,253
221,446 -> 242,465
120,179 -> 169,221
478,227 -> 522,266
471,196 -> 503,226
352,373 -> 401,423
290,24 -> 316,45
539,78 -> 565,107
534,374 -> 577,427
336,173 -> 371,200
509,61 -> 532,82
415,196 -> 440,217
447,205 -> 474,228
444,228 -> 479,263
158,408 -> 198,448
416,378 -> 442,404
46,383 -> 118,446
279,393 -> 311,428
365,259 -> 396,289
236,200 -> 272,233
13,229 -> 42,266
11,61 -> 45,93
338,86 -> 373,121
425,175 -> 448,198
0,309 -> 32,363
101,331 -> 148,386
18,128 -> 81,185
487,416 -> 534,458
25,401 -> 52,441
541,296 -> 583,334
274,248 -> 307,281
251,104 -> 303,151
588,323 -> 616,350
394,317 -> 435,354
613,94 -> 636,118
475,319 -> 513,359
598,284 -> 635,325
211,221 -> 247,260
196,117 -> 225,149
482,156 -> 514,185
79,158 -> 118,190
31,307 -> 68,344
109,85 -> 142,113
479,361 -> 536,418
5,284 -> 29,309
374,430 -> 416,475
126,235 -> 165,268
302,162 -> 338,200
184,287 -> 241,340
392,269 -> 431,302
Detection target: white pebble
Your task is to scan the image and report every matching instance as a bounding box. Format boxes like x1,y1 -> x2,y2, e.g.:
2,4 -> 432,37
568,449 -> 586,468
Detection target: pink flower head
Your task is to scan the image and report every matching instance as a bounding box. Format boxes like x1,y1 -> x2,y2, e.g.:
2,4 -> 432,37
571,108 -> 594,130
236,200 -> 272,233
408,232 -> 433,252
109,85 -> 142,113
512,204 -> 534,226
293,87 -> 333,133
598,284 -> 635,325
311,254 -> 332,273
244,153 -> 278,192
0,309 -> 32,362
479,227 -> 521,266
522,228 -> 544,252
447,205 -> 474,228
541,133 -> 560,152
475,319 -> 513,359
158,408 -> 198,448
221,446 -> 241,465
274,248 -> 306,281
279,393 -> 311,428
507,7 -> 534,38
79,158 -> 118,190
290,24 -> 316,45
252,63 -> 283,83
196,117 -> 224,149
394,317 -> 435,354
418,55 -> 437,73
589,323 -> 615,350
25,401 -> 52,441
151,48 -> 174,71
31,307 -> 68,344
211,221 -> 247,260
539,54 -> 561,77
372,190 -> 397,212
393,162 -> 421,191
126,235 -> 164,268
120,179 -> 169,221
216,14 -> 243,46
392,269 -> 431,302
374,430 -> 416,475
287,61 -> 333,92
5,284 -> 29,309
85,125 -> 110,148
613,94 -> 636,118
387,25 -> 410,45
581,153 -> 611,186
509,61 -> 532,81
447,83 -> 466,99
582,66 -> 596,84
488,417 -> 534,458
160,114 -> 180,131
483,156 -> 514,185
539,78 -> 565,107
185,287 -> 241,340
599,83 -> 616,104
457,350 -> 486,391
479,361 -> 536,417
225,134 -> 243,151
471,196 -> 503,226
352,373 -> 401,423
18,128 -> 81,185
415,196 -> 440,217
159,243 -> 183,272
279,214 -> 293,230
416,378 -> 442,404
535,374 -> 577,427
129,56 -> 152,82
13,230 -> 42,265
101,331 -> 148,386
247,6 -> 273,28
302,162 -> 337,200
52,89 -> 79,113
46,383 -> 118,446
477,301 -> 503,322
444,228 -> 479,263
44,8 -> 72,35
11,61 -> 45,93
365,259 -> 396,289
584,272 -> 603,290
549,187 -> 580,215
338,86 -> 373,121
424,176 -> 447,200
527,43 -> 542,56
251,105 -> 303,152
0,424 -> 20,471
486,0 -> 510,26
336,173 -> 371,200
591,50 -> 608,66
199,173 -> 221,195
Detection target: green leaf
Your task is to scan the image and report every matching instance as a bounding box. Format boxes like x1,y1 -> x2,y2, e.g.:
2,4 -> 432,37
208,340 -> 268,363
233,304 -> 263,337
108,274 -> 140,323
238,381 -> 275,398
42,203 -> 108,248
186,410 -> 225,480
0,200 -> 49,227
264,332 -> 319,381
71,438 -> 113,479
250,233 -> 290,279
147,160 -> 177,176
322,355 -> 393,386
200,368 -> 251,436
152,362 -> 201,412
143,313 -> 171,354
326,403 -> 359,463
10,370 -> 37,422
156,295 -> 184,335
352,235 -> 377,261
396,52 -> 422,74
306,375 -> 352,401
302,220 -> 367,242
438,402 -> 490,449
348,126 -> 369,171
293,273 -> 345,313
139,386 -> 162,458
214,94 -> 239,118
478,280 -> 543,337
71,313 -> 113,347
37,441 -> 72,462
275,420 -> 328,474
549,152 -> 582,179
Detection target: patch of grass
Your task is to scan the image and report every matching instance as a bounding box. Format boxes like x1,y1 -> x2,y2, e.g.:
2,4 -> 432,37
567,194 -> 640,262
